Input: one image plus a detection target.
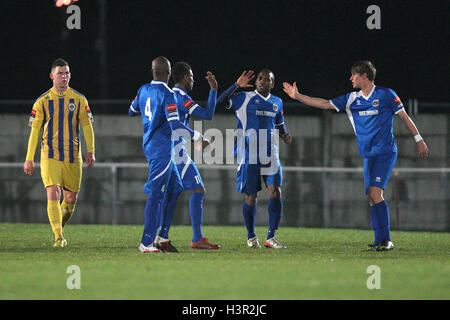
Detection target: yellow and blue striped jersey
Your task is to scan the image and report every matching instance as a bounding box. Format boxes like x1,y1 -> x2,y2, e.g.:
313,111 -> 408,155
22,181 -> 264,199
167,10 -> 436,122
29,87 -> 94,163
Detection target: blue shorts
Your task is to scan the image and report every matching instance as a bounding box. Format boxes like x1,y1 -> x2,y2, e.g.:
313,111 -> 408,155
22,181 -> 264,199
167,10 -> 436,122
363,151 -> 397,195
236,161 -> 282,194
144,157 -> 183,197
175,152 -> 204,191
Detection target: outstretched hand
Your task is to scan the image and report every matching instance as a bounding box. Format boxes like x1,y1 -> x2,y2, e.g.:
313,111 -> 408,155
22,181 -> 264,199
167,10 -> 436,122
282,82 -> 300,100
236,70 -> 255,88
205,71 -> 218,90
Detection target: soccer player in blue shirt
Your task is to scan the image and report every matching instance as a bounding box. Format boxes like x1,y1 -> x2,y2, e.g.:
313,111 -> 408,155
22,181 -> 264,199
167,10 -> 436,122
218,69 -> 292,249
283,60 -> 429,251
154,61 -> 220,250
128,56 -> 207,253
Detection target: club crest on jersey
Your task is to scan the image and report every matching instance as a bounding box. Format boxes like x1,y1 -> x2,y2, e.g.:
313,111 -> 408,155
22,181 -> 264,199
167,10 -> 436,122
273,104 -> 278,111
68,102 -> 76,112
372,99 -> 379,107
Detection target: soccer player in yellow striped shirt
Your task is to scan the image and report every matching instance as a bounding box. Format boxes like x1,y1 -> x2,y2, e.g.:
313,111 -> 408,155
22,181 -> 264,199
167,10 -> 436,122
23,58 -> 96,247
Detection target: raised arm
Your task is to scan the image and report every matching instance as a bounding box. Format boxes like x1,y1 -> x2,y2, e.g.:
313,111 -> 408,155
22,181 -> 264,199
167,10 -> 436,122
189,71 -> 218,120
397,110 -> 429,158
282,82 -> 335,110
217,70 -> 255,107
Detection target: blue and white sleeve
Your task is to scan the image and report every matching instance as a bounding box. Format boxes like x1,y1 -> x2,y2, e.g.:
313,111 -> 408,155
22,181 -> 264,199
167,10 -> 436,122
386,89 -> 405,115
329,93 -> 350,112
128,93 -> 141,117
165,95 -> 202,142
185,90 -> 217,120
217,83 -> 240,109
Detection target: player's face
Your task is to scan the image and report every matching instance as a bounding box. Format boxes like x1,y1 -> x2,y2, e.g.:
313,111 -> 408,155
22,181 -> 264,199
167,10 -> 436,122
185,69 -> 194,91
255,71 -> 274,96
350,72 -> 365,89
50,66 -> 71,91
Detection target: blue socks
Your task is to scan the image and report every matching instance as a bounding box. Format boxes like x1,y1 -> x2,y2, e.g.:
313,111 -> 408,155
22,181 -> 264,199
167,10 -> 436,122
242,202 -> 257,239
190,192 -> 205,242
369,205 -> 382,245
158,192 -> 179,239
267,198 -> 282,239
243,199 -> 283,240
369,200 -> 391,245
141,194 -> 163,246
156,191 -> 206,243
374,200 -> 391,242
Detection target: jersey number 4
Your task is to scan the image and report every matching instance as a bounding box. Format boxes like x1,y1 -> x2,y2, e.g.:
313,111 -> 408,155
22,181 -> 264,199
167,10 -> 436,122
144,98 -> 152,121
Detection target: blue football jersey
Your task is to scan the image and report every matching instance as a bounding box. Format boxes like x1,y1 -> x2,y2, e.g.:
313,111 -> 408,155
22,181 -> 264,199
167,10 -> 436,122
228,90 -> 285,165
172,87 -> 194,125
329,86 -> 405,157
172,86 -> 199,150
172,86 -> 217,151
129,80 -> 180,161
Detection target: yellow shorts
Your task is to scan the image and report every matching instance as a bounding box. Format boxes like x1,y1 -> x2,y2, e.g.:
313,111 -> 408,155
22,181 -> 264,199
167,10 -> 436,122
40,158 -> 82,192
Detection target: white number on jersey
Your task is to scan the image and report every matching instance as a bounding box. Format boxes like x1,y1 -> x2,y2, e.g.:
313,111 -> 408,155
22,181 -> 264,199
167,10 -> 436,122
144,98 -> 152,121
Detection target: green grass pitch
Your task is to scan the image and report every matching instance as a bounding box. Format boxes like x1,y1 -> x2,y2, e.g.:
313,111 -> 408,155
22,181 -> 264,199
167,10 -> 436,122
0,223 -> 449,300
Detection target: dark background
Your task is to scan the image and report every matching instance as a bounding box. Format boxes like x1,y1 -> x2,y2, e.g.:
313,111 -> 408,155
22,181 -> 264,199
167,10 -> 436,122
1,0 -> 449,114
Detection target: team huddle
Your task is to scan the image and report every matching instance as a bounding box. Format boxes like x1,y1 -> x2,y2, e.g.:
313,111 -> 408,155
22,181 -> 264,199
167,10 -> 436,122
24,57 -> 429,252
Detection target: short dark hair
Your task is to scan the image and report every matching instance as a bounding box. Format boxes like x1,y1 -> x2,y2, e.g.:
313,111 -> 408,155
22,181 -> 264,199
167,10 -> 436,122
172,62 -> 192,83
51,58 -> 69,71
351,60 -> 376,81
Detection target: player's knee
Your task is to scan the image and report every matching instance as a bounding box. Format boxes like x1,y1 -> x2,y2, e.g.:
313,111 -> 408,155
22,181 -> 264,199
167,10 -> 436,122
64,192 -> 78,204
268,186 -> 281,200
368,187 -> 383,204
269,190 -> 281,200
244,194 -> 257,206
46,185 -> 61,201
193,187 -> 205,194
